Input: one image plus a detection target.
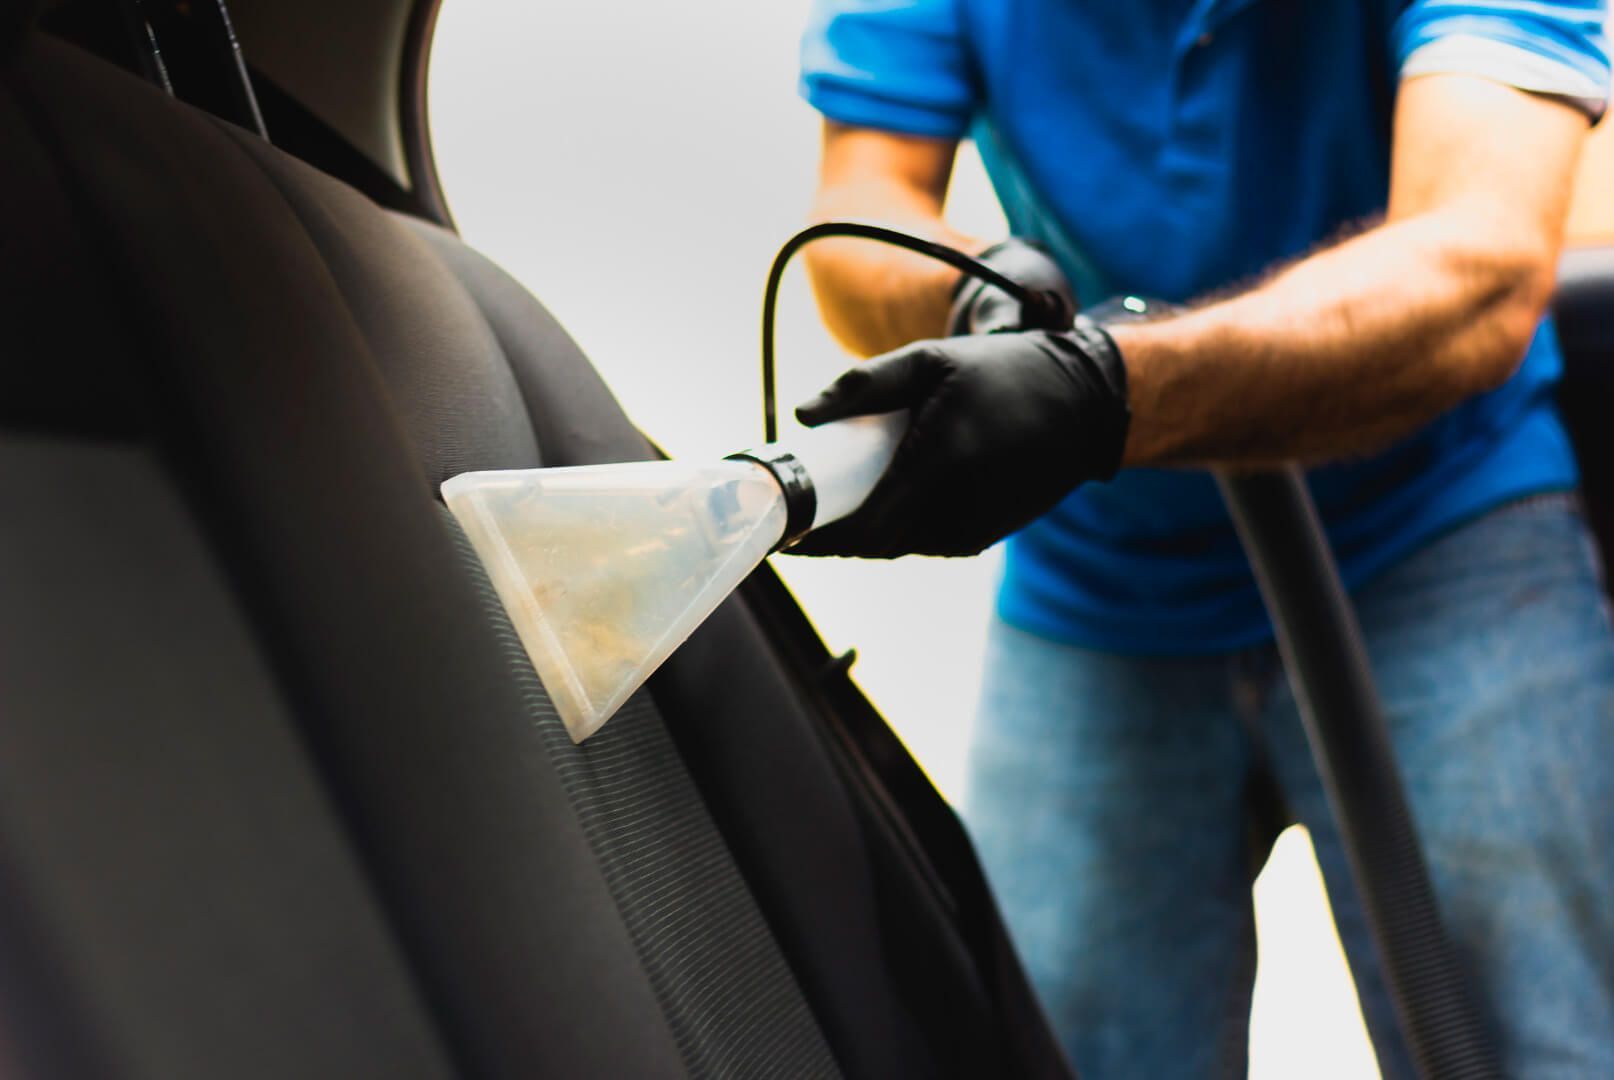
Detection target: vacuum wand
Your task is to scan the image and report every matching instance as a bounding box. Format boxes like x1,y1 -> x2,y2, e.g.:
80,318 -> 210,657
1218,468 -> 1500,1079
441,412 -> 905,743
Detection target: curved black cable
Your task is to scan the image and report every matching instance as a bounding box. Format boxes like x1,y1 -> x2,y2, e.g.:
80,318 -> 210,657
760,221 -> 1038,442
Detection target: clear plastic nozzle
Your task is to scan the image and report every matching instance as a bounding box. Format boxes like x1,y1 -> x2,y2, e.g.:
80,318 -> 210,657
444,458 -> 788,742
442,412 -> 905,742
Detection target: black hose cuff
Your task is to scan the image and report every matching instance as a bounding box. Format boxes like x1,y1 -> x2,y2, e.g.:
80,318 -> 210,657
726,450 -> 817,552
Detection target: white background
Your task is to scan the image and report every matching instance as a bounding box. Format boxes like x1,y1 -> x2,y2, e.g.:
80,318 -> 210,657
429,3 -> 1381,1075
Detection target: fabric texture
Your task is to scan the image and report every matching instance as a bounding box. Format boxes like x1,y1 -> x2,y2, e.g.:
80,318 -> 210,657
447,510 -> 840,1079
799,0 -> 1607,654
967,495 -> 1614,1079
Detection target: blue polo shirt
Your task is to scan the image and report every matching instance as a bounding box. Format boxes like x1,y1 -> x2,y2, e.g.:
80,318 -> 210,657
801,0 -> 1610,654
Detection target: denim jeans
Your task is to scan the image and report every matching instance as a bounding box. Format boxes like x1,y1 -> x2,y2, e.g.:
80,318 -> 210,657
965,494 -> 1614,1079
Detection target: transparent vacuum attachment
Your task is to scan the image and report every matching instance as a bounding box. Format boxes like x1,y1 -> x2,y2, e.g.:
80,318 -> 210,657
443,459 -> 789,742
442,412 -> 904,743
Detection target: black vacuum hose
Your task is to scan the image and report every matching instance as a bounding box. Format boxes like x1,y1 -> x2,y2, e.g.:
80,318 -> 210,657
1218,468 -> 1500,1080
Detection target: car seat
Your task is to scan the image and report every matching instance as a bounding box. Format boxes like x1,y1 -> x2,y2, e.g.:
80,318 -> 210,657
0,13 -> 1069,1079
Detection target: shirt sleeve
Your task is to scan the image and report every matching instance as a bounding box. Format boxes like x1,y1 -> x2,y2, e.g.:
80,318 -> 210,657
1393,1 -> 1611,118
799,0 -> 977,139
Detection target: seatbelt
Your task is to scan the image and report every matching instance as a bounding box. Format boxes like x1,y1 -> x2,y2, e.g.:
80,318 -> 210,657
112,0 -> 170,94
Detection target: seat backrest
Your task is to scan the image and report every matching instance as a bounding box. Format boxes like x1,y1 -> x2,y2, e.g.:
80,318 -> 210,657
1,27 -> 1067,1080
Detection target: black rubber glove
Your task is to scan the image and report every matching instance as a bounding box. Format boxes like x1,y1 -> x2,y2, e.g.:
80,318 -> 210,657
948,238 -> 1078,336
788,318 -> 1130,558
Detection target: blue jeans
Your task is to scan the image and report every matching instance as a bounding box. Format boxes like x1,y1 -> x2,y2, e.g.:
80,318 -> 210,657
966,495 -> 1614,1079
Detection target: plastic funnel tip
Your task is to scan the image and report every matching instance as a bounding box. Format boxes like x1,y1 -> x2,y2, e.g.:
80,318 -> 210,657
443,459 -> 787,742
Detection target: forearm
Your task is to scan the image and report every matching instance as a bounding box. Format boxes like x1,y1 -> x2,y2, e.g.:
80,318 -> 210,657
1115,204 -> 1559,467
1113,75 -> 1587,469
805,184 -> 984,356
804,122 -> 983,356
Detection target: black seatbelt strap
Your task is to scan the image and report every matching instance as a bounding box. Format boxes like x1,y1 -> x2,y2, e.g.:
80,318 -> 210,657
120,0 -> 264,137
114,0 -> 171,93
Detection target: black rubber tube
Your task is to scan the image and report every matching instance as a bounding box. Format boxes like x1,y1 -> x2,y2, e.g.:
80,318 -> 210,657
1217,468 -> 1500,1080
760,221 -> 1042,443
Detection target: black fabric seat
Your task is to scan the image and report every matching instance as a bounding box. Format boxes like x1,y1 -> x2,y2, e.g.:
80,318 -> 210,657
0,26 -> 1067,1079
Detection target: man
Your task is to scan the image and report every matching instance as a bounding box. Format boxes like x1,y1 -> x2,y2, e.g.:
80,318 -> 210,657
793,2 -> 1614,1077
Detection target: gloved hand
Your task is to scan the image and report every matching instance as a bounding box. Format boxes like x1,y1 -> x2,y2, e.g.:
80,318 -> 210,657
788,318 -> 1130,558
948,238 -> 1078,336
